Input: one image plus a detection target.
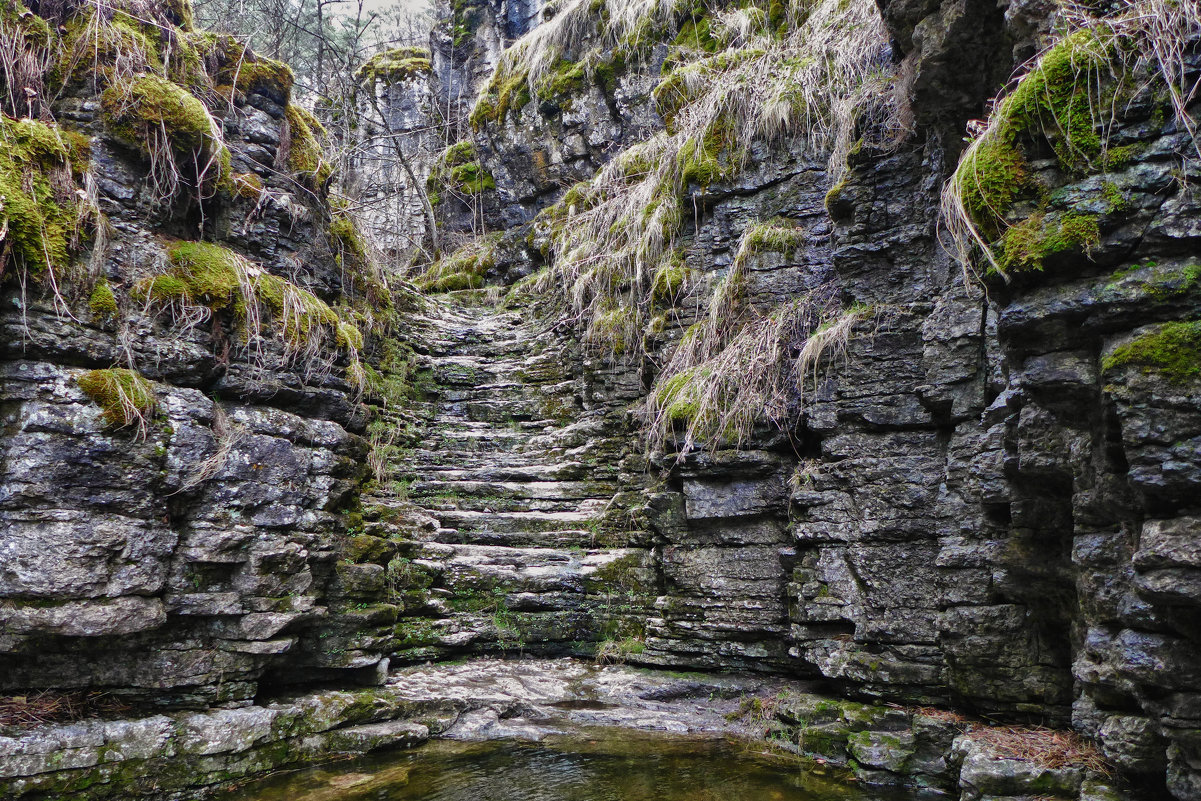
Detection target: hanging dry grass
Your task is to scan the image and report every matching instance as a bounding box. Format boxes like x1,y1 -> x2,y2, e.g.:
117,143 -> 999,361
521,0 -> 903,360
642,285 -> 859,457
176,402 -> 245,493
941,0 -> 1201,281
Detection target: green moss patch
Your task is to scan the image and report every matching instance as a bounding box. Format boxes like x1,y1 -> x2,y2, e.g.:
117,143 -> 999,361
415,235 -> 501,293
77,369 -> 156,428
999,211 -> 1099,272
741,218 -> 806,255
231,56 -> 294,101
231,171 -> 263,199
680,118 -> 741,187
427,141 -> 495,201
469,67 -> 532,128
88,280 -> 119,317
1104,321 -> 1201,384
0,116 -> 86,279
949,26 -> 1137,258
283,104 -> 332,187
355,47 -> 432,87
102,74 -> 214,151
56,9 -> 162,88
535,59 -> 587,103
138,241 -> 361,357
653,365 -> 707,422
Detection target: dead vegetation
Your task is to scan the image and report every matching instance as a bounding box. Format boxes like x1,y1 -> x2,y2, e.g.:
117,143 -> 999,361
525,0 -> 902,356
0,690 -> 130,728
965,723 -> 1113,775
941,0 -> 1201,280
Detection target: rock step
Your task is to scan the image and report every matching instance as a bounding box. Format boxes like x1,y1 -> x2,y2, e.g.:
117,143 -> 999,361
397,450 -> 553,472
416,497 -> 601,515
408,478 -> 617,503
399,462 -> 602,483
424,508 -> 604,535
410,543 -> 647,596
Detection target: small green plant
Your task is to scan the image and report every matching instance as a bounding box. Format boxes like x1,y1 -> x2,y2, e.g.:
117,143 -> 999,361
76,368 -> 157,436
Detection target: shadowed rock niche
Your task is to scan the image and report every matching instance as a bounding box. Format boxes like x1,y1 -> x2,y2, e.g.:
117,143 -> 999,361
2,0 -> 1201,799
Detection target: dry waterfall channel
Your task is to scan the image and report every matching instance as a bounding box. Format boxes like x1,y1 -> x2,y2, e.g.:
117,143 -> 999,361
362,296 -> 653,661
1,0 -> 1200,797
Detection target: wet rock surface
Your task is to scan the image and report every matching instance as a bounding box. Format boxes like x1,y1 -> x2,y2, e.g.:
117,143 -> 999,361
0,658 -> 1134,800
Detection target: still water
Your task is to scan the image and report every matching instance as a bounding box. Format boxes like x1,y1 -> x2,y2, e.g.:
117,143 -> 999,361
219,729 -> 914,801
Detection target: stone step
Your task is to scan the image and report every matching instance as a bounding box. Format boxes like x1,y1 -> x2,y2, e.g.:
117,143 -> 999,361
401,461 -> 600,484
408,478 -> 618,503
427,508 -> 604,535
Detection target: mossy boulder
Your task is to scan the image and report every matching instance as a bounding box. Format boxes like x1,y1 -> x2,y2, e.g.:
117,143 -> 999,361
355,47 -> 432,88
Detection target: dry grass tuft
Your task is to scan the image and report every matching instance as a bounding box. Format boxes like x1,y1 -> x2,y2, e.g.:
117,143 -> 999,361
641,283 -> 865,458
522,0 -> 903,364
941,0 -> 1201,281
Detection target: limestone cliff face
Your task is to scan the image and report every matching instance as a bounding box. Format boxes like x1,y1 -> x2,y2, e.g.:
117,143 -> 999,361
2,0 -> 1201,798
370,0 -> 1201,795
0,0 -> 384,705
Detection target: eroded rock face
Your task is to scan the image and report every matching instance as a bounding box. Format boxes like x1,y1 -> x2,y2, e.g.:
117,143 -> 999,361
0,3 -> 376,706
374,0 -> 1201,795
2,0 -> 1200,799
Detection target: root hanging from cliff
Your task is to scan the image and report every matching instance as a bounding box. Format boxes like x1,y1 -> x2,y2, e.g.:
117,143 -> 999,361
177,403 -> 245,493
941,0 -> 1201,280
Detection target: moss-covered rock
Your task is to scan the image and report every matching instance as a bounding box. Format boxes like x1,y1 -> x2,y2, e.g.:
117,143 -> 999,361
137,241 -> 362,358
999,211 -> 1100,272
76,368 -> 157,428
0,116 -> 87,279
283,104 -> 332,188
88,280 -> 119,317
1104,321 -> 1201,385
355,46 -> 432,88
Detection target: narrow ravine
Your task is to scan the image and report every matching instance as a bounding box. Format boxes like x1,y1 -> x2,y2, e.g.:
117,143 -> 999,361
360,295 -> 657,662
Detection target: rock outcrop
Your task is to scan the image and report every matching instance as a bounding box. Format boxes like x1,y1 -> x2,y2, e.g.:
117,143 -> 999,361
0,0 -> 384,705
1,0 -> 1200,798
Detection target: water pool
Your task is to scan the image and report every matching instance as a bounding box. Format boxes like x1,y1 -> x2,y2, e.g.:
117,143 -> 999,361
219,728 -> 916,801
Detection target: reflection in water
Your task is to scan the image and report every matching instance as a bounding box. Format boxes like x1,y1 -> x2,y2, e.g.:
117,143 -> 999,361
221,729 -> 914,801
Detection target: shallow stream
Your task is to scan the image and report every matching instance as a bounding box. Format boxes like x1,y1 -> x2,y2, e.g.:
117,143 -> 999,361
219,728 -> 916,801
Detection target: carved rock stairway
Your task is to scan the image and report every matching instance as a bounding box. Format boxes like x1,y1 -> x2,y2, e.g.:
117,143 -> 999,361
360,298 -> 658,663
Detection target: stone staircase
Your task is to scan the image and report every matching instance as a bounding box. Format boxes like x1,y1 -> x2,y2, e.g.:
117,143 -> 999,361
359,297 -> 658,663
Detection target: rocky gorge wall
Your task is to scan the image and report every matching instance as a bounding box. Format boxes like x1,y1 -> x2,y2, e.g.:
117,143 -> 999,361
370,0 -> 1201,795
1,0 -> 1200,799
0,0 -> 390,706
